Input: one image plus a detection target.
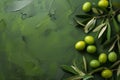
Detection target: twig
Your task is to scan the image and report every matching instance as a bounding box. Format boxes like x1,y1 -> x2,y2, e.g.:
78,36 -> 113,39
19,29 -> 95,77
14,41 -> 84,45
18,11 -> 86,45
110,60 -> 120,69
88,67 -> 107,75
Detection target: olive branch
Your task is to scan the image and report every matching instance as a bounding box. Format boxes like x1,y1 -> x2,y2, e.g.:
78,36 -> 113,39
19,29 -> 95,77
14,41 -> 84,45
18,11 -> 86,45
75,0 -> 120,53
61,0 -> 120,80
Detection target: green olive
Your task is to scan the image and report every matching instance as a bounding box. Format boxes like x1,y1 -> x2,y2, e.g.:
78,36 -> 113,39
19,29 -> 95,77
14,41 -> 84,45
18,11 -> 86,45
84,35 -> 95,44
98,53 -> 107,63
82,2 -> 92,12
101,69 -> 113,78
75,41 -> 86,51
108,52 -> 117,62
90,60 -> 100,68
86,45 -> 96,53
98,0 -> 109,8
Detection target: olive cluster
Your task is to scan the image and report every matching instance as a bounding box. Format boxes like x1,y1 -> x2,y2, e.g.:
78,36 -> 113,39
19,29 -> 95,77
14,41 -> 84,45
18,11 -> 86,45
90,52 -> 117,78
75,35 -> 96,53
75,35 -> 118,78
82,0 -> 109,13
90,52 -> 117,68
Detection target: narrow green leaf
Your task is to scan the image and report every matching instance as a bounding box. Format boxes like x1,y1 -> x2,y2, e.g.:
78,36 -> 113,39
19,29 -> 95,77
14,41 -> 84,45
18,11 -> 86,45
112,17 -> 120,33
61,65 -> 77,74
117,64 -> 120,76
72,59 -> 77,67
110,60 -> 120,69
108,40 -> 117,52
92,7 -> 99,14
74,18 -> 85,27
66,75 -> 83,80
107,22 -> 111,41
117,38 -> 120,53
117,64 -> 120,80
76,15 -> 92,19
88,19 -> 96,31
98,9 -> 103,14
98,25 -> 107,39
71,65 -> 85,76
84,18 -> 96,33
83,75 -> 93,80
103,35 -> 116,46
82,56 -> 87,72
117,75 -> 120,80
82,18 -> 91,24
93,23 -> 106,32
72,60 -> 85,76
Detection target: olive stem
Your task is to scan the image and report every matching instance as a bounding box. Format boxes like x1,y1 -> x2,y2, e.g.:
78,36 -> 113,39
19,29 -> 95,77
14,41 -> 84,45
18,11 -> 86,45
117,34 -> 120,40
96,14 -> 108,19
115,8 -> 120,14
109,0 -> 113,12
88,67 -> 107,75
112,69 -> 120,72
109,60 -> 120,69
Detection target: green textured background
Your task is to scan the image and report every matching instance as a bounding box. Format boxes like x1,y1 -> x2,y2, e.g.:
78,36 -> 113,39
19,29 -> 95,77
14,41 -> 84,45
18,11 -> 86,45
0,0 -> 119,80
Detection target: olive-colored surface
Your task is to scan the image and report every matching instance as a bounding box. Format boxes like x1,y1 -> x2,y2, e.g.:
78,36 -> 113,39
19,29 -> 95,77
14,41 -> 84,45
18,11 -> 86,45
0,0 -> 119,80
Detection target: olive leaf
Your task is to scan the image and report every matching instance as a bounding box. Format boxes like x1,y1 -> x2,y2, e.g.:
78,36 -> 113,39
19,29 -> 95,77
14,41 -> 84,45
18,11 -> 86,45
72,60 -> 85,76
117,64 -> 120,76
103,34 -> 117,47
61,65 -> 78,74
76,15 -> 92,19
117,37 -> 120,53
108,40 -> 117,52
110,60 -> 120,69
71,65 -> 85,76
65,75 -> 83,80
66,74 -> 93,80
93,23 -> 106,32
82,56 -> 87,72
84,18 -> 96,33
74,18 -> 85,27
107,22 -> 111,41
92,7 -> 99,14
98,25 -> 107,39
117,65 -> 120,80
112,17 -> 120,33
82,18 -> 92,24
98,9 -> 104,14
117,76 -> 120,80
83,75 -> 93,80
